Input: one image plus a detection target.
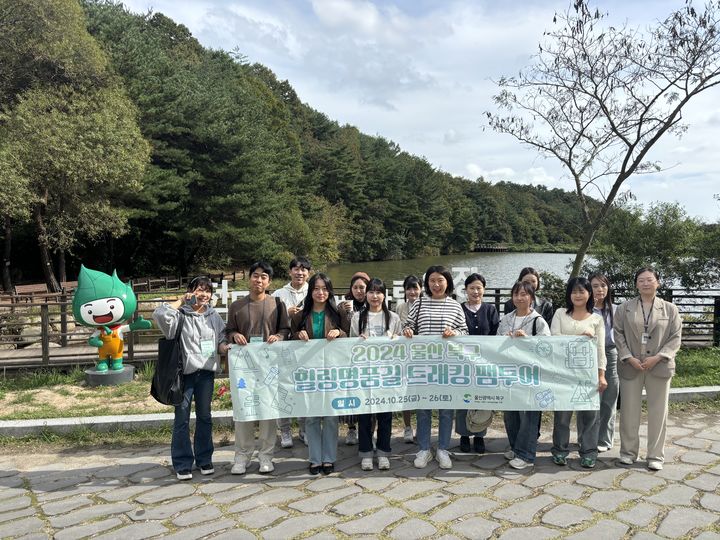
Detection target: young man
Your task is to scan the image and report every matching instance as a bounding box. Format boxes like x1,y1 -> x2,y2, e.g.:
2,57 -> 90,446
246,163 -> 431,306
226,261 -> 291,474
272,256 -> 312,448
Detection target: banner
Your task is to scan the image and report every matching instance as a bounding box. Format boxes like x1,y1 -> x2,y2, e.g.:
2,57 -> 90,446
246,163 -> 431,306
228,335 -> 600,421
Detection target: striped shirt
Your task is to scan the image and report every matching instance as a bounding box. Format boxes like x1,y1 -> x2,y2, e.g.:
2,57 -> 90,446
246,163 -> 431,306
403,296 -> 468,336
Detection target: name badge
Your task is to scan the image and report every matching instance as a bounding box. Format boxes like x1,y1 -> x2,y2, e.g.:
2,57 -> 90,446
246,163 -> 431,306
249,336 -> 264,343
641,332 -> 650,344
200,339 -> 215,358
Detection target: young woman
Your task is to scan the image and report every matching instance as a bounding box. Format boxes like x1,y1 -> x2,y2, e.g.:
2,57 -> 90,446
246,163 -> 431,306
456,273 -> 499,454
290,273 -> 349,475
403,265 -> 468,470
350,278 -> 403,471
499,281 -> 551,470
394,275 -> 422,442
153,277 -> 228,481
503,267 -> 554,325
614,268 -> 681,471
339,271 -> 370,445
589,273 -> 618,452
550,277 -> 607,469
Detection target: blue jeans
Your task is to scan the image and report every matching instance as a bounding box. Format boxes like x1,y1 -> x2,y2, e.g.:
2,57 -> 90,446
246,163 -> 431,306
416,409 -> 453,451
596,347 -> 619,447
172,369 -> 214,472
455,409 -> 487,437
305,416 -> 339,464
504,411 -> 541,463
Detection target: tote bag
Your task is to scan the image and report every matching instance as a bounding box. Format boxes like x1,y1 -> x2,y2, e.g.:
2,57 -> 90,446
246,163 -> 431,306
150,313 -> 185,406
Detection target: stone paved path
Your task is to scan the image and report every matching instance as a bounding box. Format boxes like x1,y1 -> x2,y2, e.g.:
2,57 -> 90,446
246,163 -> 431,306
1,411 -> 719,539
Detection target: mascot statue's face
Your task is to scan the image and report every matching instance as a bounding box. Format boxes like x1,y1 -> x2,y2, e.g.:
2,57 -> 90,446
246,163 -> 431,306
72,265 -> 137,328
78,297 -> 126,326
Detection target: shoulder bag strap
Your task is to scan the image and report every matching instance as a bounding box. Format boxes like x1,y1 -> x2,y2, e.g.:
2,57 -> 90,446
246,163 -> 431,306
174,311 -> 186,342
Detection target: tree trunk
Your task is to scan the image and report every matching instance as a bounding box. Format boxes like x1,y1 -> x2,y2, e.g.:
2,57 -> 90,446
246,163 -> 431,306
571,226 -> 598,278
58,249 -> 66,285
34,206 -> 61,293
2,217 -> 12,293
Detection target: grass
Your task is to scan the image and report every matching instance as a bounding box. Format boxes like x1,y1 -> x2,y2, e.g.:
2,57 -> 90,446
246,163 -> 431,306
672,347 -> 720,388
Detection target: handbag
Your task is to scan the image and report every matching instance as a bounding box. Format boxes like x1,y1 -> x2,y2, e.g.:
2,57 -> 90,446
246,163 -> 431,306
150,312 -> 185,406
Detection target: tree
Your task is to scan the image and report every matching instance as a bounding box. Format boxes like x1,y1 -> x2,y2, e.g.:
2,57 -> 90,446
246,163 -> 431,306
487,0 -> 720,276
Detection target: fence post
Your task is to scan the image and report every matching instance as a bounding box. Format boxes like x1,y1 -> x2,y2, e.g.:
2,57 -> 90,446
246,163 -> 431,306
714,297 -> 720,347
494,289 -> 501,313
40,304 -> 50,366
60,293 -> 68,347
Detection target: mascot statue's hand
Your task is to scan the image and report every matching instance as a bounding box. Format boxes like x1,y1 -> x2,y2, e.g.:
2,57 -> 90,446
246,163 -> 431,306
129,316 -> 153,331
88,336 -> 103,348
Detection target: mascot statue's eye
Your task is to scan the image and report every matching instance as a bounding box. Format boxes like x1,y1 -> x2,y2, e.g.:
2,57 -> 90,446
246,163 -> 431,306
110,305 -> 115,310
88,310 -> 92,314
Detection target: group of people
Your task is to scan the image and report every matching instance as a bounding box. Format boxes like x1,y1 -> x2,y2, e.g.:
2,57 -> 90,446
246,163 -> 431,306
152,258 -> 682,481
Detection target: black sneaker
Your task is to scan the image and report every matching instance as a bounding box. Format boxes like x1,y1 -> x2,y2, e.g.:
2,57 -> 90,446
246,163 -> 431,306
473,436 -> 486,454
459,436 -> 471,453
176,470 -> 192,481
199,463 -> 214,475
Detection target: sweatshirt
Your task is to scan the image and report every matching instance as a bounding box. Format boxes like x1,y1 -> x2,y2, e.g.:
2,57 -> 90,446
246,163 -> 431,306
226,295 -> 291,342
550,308 -> 607,370
272,282 -> 308,312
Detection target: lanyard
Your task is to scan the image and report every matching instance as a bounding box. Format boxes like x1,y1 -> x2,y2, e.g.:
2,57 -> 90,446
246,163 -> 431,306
640,297 -> 654,333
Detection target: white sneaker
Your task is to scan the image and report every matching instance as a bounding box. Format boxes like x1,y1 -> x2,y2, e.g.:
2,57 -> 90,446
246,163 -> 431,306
647,460 -> 663,471
403,426 -> 414,443
509,457 -> 533,470
280,429 -> 293,448
176,470 -> 192,481
231,457 -> 248,475
346,428 -> 358,445
618,456 -> 634,466
414,449 -> 433,468
378,456 -> 390,470
259,457 -> 275,474
361,458 -> 373,471
597,445 -> 610,452
436,449 -> 452,469
504,450 -> 515,460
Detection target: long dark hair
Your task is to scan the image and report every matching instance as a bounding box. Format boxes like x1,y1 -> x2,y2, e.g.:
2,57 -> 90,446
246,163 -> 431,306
565,277 -> 593,315
588,273 -> 614,326
359,278 -> 391,335
344,273 -> 370,311
300,273 -> 341,331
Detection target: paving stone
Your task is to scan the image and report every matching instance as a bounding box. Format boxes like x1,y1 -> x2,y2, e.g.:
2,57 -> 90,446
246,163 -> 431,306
40,495 -> 93,516
16,533 -> 50,540
204,528 -> 256,540
354,476 -> 397,491
656,507 -> 718,538
305,534 -> 339,540
492,494 -> 555,525
332,493 -> 385,516
337,507 -> 406,535
665,426 -> 694,437
35,481 -> 114,502
403,492 -> 451,513
443,476 -> 501,495
706,464 -> 720,476
0,486 -> 26,500
655,463 -> 702,481
685,473 -> 720,491
497,526 -> 561,540
228,487 -> 305,513
472,454 -> 506,470
583,489 -> 638,512
696,429 -> 720,442
134,483 -> 196,504
288,486 -> 361,513
263,514 -> 339,539
0,495 -> 32,512
160,519 -> 238,540
541,503 -> 593,527
0,517 -> 45,538
30,475 -> 87,494
674,437 -> 710,449
616,502 -> 662,527
620,472 -> 666,492
127,466 -> 173,483
93,463 -> 157,478
48,502 -> 135,528
576,468 -> 626,489
236,506 -> 288,528
95,484 -> 156,502
196,478 -> 237,494
700,493 -> 720,512
709,442 -> 720,455
565,519 -> 628,540
171,504 -> 223,526
544,483 -> 587,500
92,522 -> 169,540
54,517 -> 124,540
210,483 -> 264,504
430,496 -> 499,523
646,484 -> 698,506
389,518 -> 437,540
306,477 -> 347,491
127,495 -> 204,520
492,483 -> 532,500
680,451 -> 718,465
384,479 -> 445,501
0,507 -> 35,524
450,516 -> 500,539
522,469 -> 585,488
695,533 -> 720,540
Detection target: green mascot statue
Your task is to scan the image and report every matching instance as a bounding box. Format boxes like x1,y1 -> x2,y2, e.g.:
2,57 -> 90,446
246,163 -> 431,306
72,265 -> 152,372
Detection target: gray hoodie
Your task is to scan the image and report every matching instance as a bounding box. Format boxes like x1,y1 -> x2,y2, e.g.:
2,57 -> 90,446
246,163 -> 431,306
153,303 -> 227,374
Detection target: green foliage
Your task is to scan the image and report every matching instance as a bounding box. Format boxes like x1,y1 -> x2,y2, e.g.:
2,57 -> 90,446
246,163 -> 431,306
673,348 -> 720,388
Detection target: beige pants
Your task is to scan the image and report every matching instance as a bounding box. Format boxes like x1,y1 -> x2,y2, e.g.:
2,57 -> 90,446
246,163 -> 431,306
234,420 -> 276,462
619,371 -> 671,463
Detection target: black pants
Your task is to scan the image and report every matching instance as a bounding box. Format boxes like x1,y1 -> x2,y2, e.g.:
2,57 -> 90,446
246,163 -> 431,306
358,412 -> 392,458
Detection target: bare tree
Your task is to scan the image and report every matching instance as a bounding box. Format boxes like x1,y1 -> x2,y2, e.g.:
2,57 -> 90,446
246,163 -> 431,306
487,0 -> 720,276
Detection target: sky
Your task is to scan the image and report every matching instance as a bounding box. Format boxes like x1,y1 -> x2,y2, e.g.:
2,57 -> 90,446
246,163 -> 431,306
121,0 -> 720,222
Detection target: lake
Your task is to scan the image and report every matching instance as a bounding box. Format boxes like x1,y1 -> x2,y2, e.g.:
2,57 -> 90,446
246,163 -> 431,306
325,252 -> 577,290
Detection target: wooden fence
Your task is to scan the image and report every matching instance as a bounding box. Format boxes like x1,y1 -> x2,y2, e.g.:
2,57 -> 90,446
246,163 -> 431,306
0,286 -> 718,371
